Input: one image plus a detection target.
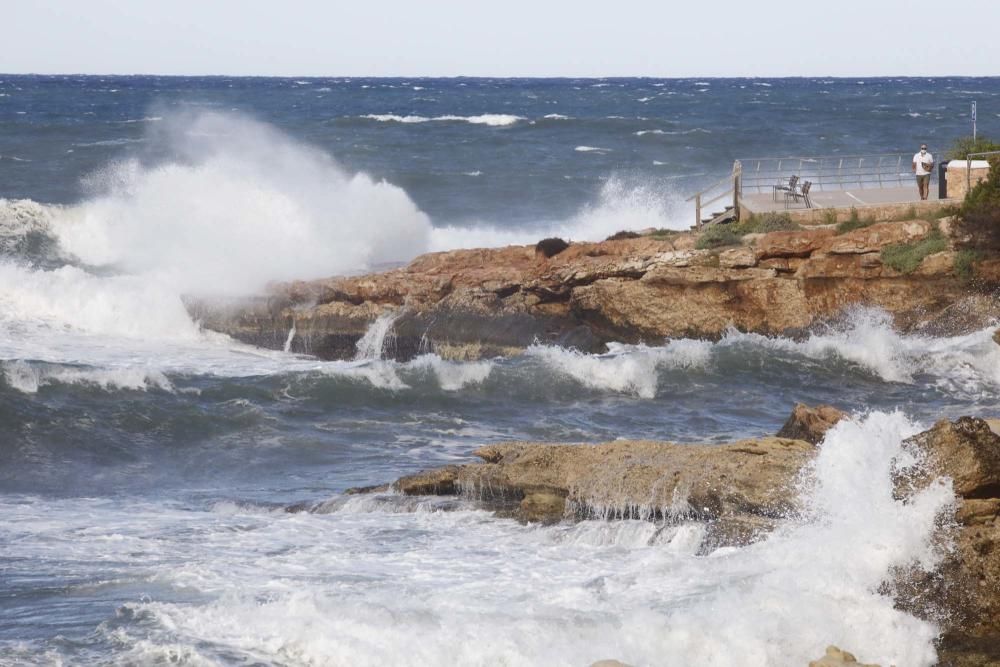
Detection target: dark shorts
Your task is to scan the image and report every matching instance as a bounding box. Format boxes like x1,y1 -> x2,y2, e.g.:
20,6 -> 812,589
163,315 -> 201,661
916,174 -> 930,185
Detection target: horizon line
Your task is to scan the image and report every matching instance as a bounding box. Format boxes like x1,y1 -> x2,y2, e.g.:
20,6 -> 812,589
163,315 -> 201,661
2,72 -> 998,80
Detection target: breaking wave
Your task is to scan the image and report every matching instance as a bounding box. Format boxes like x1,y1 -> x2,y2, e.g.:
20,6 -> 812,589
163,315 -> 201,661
361,113 -> 524,126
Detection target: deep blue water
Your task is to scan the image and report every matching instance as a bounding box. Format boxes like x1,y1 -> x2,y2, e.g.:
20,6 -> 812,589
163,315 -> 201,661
2,75 -> 998,225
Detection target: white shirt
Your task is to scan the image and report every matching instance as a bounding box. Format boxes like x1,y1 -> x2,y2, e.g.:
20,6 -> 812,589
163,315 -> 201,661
913,151 -> 934,176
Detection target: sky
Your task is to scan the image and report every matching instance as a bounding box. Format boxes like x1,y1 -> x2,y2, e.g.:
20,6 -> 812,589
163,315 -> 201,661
4,0 -> 1000,77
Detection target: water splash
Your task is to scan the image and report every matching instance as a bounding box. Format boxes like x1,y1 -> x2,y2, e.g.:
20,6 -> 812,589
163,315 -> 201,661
354,312 -> 399,361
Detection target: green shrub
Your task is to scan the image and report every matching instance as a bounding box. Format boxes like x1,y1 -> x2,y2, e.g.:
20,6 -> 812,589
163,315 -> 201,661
535,237 -> 569,257
954,249 -> 982,282
605,230 -> 642,241
958,156 -> 1000,250
881,229 -> 948,274
836,208 -> 875,234
731,212 -> 800,235
945,135 -> 1000,161
695,225 -> 741,249
648,228 -> 680,238
821,209 -> 838,226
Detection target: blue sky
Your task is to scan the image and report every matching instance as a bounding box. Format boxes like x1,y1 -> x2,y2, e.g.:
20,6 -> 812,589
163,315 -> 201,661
5,0 -> 999,77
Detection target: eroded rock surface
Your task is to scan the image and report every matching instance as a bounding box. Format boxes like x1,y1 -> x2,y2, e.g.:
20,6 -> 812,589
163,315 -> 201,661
188,220 -> 983,360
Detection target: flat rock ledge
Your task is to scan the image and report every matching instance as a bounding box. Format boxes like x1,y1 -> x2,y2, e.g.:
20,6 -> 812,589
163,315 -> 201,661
373,409 -> 1000,666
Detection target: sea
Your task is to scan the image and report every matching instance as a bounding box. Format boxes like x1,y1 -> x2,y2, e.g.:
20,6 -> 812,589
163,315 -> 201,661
2,76 -> 1000,666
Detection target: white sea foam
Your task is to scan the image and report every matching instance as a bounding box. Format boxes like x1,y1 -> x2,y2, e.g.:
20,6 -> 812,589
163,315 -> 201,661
362,113 -> 523,126
0,412 -> 950,666
574,145 -> 610,153
527,340 -> 712,398
1,359 -> 174,394
718,306 -> 1000,390
406,354 -> 493,391
55,111 -> 431,295
428,175 -> 691,251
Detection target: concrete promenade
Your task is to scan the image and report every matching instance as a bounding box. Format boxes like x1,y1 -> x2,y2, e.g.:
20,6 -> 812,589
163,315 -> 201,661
741,183 -> 941,214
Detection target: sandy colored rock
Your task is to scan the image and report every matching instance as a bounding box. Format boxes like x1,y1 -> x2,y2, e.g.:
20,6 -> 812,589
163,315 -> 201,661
823,220 -> 932,255
808,645 -> 880,667
393,465 -> 461,495
190,221 -> 974,360
718,245 -> 758,268
408,437 -> 816,536
776,403 -> 847,444
756,228 -> 835,259
914,250 -> 956,277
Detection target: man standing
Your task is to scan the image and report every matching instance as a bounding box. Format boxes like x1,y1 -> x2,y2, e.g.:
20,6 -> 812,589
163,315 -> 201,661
912,143 -> 934,200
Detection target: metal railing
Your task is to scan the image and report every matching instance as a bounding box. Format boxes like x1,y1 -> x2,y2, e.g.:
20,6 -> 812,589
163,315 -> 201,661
737,154 -> 919,195
684,161 -> 741,228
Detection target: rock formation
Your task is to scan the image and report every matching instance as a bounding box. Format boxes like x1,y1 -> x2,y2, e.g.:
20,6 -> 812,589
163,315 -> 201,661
187,218 -> 994,360
372,407 -> 1000,665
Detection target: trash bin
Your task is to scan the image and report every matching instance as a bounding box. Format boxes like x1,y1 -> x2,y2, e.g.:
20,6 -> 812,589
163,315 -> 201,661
938,161 -> 947,199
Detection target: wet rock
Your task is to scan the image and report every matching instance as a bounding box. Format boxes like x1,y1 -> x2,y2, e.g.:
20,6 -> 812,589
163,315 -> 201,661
808,645 -> 880,667
906,417 -> 1000,499
390,437 -> 814,540
899,417 -> 1000,655
393,466 -> 461,495
776,403 -> 848,444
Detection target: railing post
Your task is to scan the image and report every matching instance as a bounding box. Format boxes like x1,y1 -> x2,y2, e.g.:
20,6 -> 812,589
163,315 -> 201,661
695,194 -> 702,229
968,154 -> 972,193
733,161 -> 741,220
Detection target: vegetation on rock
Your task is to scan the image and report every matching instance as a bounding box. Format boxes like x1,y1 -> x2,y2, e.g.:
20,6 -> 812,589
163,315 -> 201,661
946,134 -> 1000,161
695,225 -> 741,249
535,237 -> 570,257
959,156 -> 1000,251
880,228 -> 948,274
605,230 -> 642,241
954,249 -> 982,282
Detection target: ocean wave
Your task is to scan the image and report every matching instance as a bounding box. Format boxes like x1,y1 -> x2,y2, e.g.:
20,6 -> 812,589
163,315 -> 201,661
635,128 -> 711,136
35,411 -> 946,666
361,113 -> 524,126
428,174 -> 690,251
1,360 -> 175,394
574,146 -> 611,153
526,340 -> 713,399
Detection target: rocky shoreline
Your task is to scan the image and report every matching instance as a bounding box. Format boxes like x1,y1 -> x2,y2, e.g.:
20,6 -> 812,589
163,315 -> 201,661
340,405 -> 1000,666
189,217 -> 1000,360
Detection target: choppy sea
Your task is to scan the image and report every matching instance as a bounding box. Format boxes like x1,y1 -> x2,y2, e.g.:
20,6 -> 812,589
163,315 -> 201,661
2,76 -> 1000,666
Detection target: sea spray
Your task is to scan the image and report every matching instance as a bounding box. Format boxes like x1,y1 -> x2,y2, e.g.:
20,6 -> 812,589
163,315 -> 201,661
427,174 -> 690,251
53,111 -> 433,295
526,339 -> 713,398
354,312 -> 400,361
9,412 -> 941,666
